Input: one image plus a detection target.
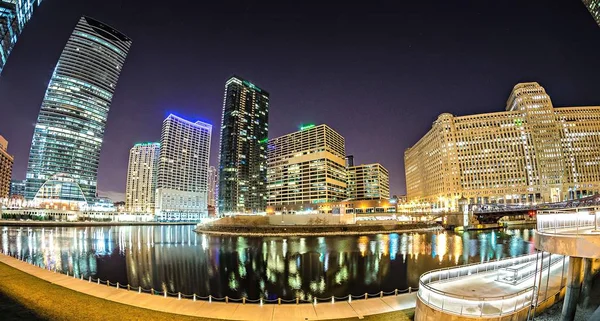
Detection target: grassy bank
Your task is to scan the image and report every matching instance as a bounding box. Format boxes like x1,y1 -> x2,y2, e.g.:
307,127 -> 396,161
0,261 -> 413,321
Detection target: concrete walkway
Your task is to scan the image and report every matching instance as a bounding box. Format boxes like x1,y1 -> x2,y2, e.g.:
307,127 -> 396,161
0,254 -> 415,321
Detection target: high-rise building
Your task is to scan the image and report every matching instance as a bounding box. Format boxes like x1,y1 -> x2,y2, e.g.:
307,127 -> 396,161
24,16 -> 131,205
0,0 -> 43,74
0,135 -> 13,198
218,76 -> 269,214
583,0 -> 600,27
155,114 -> 211,221
347,163 -> 390,200
405,82 -> 600,211
267,124 -> 347,212
207,166 -> 217,208
125,142 -> 160,214
9,179 -> 25,198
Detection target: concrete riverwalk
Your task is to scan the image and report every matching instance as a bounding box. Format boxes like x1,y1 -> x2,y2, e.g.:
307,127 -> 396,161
0,254 -> 416,321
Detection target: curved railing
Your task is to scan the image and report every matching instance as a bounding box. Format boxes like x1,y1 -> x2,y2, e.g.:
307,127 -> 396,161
418,254 -> 540,317
536,207 -> 599,235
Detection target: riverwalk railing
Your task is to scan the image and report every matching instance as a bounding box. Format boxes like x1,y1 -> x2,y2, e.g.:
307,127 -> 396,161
536,207 -> 599,235
418,253 -> 545,317
0,250 -> 416,305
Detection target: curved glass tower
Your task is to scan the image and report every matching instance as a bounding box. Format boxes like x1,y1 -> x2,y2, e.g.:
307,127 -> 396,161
25,16 -> 132,203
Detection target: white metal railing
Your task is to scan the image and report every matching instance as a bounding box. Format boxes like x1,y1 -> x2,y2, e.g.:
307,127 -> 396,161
536,207 -> 599,235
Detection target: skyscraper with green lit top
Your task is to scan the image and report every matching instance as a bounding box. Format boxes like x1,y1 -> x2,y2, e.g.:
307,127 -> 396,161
218,76 -> 269,214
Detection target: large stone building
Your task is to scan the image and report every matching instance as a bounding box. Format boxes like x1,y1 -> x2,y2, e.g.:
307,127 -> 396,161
0,0 -> 43,74
218,76 -> 269,214
0,135 -> 14,198
24,16 -> 131,203
405,82 -> 600,211
125,142 -> 160,214
155,114 -> 211,221
347,163 -> 390,200
267,124 -> 347,213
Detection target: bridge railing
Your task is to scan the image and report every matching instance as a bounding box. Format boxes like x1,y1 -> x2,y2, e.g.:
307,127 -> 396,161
418,253 -> 542,317
536,208 -> 599,234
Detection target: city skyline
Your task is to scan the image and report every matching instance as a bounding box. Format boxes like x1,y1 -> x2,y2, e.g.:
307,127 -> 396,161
0,0 -> 599,201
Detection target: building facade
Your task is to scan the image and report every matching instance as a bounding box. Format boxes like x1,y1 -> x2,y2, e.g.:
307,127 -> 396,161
405,82 -> 600,211
9,179 -> 25,198
218,76 -> 269,214
583,0 -> 600,27
125,142 -> 160,214
0,0 -> 43,74
347,163 -> 390,200
267,124 -> 347,213
155,114 -> 211,221
24,16 -> 131,203
207,166 -> 217,208
0,135 -> 13,198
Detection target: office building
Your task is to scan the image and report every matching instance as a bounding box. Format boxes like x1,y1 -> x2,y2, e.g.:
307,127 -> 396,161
9,179 -> 25,198
24,16 -> 131,205
155,114 -> 211,221
267,124 -> 347,213
125,142 -> 160,214
0,0 -> 43,74
347,163 -> 390,200
405,82 -> 600,211
583,0 -> 600,27
207,166 -> 217,208
218,76 -> 269,214
0,135 -> 13,198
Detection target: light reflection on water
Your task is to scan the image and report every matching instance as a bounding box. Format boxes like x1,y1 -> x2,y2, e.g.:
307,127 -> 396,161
0,225 -> 535,300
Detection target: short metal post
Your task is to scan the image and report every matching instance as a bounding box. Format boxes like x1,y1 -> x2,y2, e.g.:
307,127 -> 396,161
243,297 -> 245,304
260,298 -> 263,306
193,294 -> 196,301
178,292 -> 181,300
278,298 -> 281,305
313,297 -> 317,305
331,296 -> 334,304
380,291 -> 383,298
163,291 -> 167,298
127,284 -> 130,291
296,297 -> 299,304
209,295 -> 212,303
138,286 -> 141,294
66,271 -> 69,276
97,278 -> 100,285
349,295 -> 352,303
89,276 -> 91,282
107,280 -> 110,286
117,282 -> 119,289
364,293 -> 368,300
409,286 -> 412,293
226,296 -> 229,303
395,289 -> 398,296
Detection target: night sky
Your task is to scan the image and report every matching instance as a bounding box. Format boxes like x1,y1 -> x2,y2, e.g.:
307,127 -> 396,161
0,0 -> 599,201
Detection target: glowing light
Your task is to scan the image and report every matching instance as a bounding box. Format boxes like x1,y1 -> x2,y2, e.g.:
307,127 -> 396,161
299,124 -> 315,131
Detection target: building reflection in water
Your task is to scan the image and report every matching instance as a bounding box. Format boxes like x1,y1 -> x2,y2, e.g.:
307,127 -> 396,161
0,225 -> 535,300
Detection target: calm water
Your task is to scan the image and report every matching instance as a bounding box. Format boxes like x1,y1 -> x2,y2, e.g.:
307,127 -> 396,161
0,225 -> 536,300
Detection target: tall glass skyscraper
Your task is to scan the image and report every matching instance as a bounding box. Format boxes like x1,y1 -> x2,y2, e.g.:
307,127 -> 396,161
25,16 -> 132,204
218,76 -> 269,214
583,0 -> 600,27
0,0 -> 43,74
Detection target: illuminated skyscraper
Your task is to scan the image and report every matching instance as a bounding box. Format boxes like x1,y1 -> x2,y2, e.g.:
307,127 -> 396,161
347,163 -> 390,200
218,76 -> 269,214
125,142 -> 160,214
24,16 -> 131,203
405,82 -> 600,210
207,166 -> 217,208
0,0 -> 43,74
267,124 -> 347,212
0,135 -> 13,198
155,114 -> 212,221
583,0 -> 600,27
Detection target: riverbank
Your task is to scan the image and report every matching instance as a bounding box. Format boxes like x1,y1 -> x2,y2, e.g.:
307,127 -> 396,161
0,220 -> 195,227
0,254 -> 416,321
195,221 -> 441,236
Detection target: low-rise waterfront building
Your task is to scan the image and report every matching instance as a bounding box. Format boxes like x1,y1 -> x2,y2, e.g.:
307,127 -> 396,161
347,163 -> 390,200
125,142 -> 160,214
9,179 -> 25,199
267,124 -> 347,213
405,82 -> 600,211
0,135 -> 14,198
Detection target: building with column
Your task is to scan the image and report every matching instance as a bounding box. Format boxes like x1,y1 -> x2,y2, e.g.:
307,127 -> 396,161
125,142 -> 160,214
347,163 -> 390,200
207,166 -> 217,208
218,76 -> 269,214
0,0 -> 43,74
267,124 -> 347,213
583,0 -> 600,27
24,16 -> 131,206
0,135 -> 13,198
405,82 -> 600,211
155,114 -> 211,221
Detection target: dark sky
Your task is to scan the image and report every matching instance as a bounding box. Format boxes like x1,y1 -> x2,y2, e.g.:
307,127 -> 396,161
0,0 -> 599,201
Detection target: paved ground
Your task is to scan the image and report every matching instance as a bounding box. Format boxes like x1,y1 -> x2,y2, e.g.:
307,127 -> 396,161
0,253 -> 416,321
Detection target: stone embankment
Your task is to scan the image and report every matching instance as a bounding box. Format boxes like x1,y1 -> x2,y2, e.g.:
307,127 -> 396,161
195,221 -> 441,236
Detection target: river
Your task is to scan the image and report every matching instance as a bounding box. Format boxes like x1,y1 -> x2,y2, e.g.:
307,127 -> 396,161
0,225 -> 536,301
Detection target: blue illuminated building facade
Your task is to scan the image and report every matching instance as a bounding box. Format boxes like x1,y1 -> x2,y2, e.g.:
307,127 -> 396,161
218,76 -> 269,214
0,0 -> 43,74
25,16 -> 131,204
